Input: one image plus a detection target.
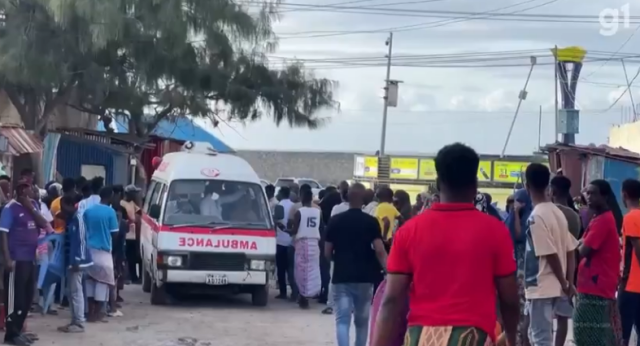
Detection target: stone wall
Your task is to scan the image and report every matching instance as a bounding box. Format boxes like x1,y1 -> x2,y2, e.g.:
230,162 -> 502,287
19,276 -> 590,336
236,150 -> 357,186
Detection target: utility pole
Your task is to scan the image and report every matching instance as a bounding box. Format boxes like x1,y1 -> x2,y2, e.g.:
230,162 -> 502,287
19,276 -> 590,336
622,59 -> 637,119
537,105 -> 542,150
379,32 -> 393,157
501,56 -> 537,158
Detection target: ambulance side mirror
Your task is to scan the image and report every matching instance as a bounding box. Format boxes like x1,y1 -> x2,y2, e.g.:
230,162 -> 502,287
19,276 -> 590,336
273,205 -> 284,221
149,204 -> 161,220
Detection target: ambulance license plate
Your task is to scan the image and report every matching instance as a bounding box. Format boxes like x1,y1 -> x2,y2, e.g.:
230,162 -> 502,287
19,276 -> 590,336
205,274 -> 228,285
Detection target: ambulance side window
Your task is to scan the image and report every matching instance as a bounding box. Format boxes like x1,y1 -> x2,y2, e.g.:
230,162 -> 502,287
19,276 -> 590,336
147,184 -> 163,209
143,181 -> 158,212
158,184 -> 168,208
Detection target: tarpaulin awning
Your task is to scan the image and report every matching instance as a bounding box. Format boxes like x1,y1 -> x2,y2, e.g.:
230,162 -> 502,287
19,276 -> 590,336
0,126 -> 43,155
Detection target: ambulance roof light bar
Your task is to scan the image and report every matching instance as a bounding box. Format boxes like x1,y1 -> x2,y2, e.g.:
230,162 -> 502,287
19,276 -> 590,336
181,141 -> 218,155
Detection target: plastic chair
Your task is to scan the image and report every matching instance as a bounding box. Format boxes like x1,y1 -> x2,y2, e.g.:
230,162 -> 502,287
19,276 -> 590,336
37,233 -> 65,314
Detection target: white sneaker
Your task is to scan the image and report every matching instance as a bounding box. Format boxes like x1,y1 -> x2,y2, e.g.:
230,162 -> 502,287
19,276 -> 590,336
107,310 -> 124,317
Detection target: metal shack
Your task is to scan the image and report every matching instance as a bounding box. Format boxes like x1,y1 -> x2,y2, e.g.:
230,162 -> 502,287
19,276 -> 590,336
543,143 -> 640,213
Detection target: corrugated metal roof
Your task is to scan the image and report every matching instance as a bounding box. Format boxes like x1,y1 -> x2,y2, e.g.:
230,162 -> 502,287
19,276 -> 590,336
54,128 -> 154,150
542,142 -> 640,163
0,126 -> 43,155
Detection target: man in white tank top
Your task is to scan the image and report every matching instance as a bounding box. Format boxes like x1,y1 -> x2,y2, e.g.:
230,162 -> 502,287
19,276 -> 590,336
291,186 -> 322,308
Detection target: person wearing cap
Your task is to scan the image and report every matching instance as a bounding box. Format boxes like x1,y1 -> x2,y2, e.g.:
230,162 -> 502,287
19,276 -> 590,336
0,180 -> 51,345
121,185 -> 141,284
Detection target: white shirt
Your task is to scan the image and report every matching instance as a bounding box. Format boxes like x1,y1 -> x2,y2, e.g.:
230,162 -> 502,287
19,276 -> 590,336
39,201 -> 54,223
296,207 -> 321,240
268,197 -> 278,214
199,190 -> 245,218
363,201 -> 379,216
276,199 -> 294,246
330,202 -> 349,217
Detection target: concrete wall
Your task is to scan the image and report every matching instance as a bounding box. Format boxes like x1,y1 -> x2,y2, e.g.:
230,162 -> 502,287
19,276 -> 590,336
610,121 -> 640,153
236,150 -> 356,186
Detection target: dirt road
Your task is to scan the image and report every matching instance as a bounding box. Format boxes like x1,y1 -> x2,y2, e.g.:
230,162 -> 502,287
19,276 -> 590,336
25,285 -> 595,346
27,286 -> 335,346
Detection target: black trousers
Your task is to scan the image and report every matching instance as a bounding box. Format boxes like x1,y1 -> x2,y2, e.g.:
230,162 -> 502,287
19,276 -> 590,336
4,261 -> 36,341
619,290 -> 640,345
319,239 -> 331,302
126,239 -> 140,281
275,245 -> 296,297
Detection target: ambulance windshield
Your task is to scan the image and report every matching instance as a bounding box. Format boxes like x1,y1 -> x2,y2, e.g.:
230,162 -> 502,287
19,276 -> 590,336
163,180 -> 272,228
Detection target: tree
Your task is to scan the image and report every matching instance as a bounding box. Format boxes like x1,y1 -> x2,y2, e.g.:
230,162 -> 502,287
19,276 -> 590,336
47,0 -> 339,138
0,0 -> 103,137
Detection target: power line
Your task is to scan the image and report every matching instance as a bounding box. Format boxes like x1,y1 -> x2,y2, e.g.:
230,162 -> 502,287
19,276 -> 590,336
596,66 -> 640,114
582,24 -> 640,79
242,0 -> 638,21
278,0 -> 444,13
276,0 -> 557,38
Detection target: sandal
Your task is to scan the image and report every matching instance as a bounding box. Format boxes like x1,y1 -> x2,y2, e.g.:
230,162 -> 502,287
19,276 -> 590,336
57,324 -> 84,333
23,332 -> 39,341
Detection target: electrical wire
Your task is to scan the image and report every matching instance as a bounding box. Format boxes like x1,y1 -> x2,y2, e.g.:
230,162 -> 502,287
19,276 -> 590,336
241,0 -> 640,20
595,66 -> 640,114
265,49 -> 640,70
278,0 -> 444,13
276,0 -> 557,38
582,24 -> 640,79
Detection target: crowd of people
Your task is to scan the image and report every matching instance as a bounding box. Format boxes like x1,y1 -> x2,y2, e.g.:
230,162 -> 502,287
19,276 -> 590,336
269,142 -> 640,346
0,170 -> 143,345
264,175 -> 425,311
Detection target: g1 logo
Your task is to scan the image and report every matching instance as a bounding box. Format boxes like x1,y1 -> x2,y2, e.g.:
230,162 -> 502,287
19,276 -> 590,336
600,3 -> 630,36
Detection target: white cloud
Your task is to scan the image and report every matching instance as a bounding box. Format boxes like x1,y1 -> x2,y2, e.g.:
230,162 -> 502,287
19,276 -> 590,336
213,0 -> 640,155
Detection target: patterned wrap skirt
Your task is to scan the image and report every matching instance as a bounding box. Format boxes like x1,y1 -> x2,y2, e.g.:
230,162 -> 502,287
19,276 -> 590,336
404,326 -> 494,346
514,243 -> 527,346
293,238 -> 321,298
573,293 -> 623,346
369,279 -> 408,346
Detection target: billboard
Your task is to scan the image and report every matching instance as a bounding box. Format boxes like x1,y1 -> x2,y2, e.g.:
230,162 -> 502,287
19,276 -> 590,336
353,156 -> 378,178
477,161 -> 492,182
389,157 -> 419,179
418,159 -> 436,180
493,161 -> 530,183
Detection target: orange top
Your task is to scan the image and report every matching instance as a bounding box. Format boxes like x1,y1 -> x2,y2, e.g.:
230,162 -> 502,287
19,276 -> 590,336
623,209 -> 640,293
49,197 -> 66,233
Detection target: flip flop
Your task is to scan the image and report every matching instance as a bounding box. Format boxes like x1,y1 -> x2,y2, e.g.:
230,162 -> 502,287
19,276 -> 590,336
23,332 -> 39,341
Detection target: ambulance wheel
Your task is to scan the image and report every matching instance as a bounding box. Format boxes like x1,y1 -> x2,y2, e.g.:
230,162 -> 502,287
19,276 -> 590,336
141,261 -> 151,293
150,280 -> 170,305
251,285 -> 269,307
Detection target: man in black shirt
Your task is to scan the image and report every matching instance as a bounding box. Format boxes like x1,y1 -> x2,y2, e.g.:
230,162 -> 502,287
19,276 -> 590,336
325,182 -> 387,346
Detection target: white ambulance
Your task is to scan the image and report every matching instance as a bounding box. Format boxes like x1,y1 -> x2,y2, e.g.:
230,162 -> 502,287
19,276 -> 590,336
139,141 -> 282,306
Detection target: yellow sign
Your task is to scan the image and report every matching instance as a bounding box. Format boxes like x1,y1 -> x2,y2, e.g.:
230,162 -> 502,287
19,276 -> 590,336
493,161 -> 530,183
418,159 -> 436,180
364,156 -> 378,178
354,156 -> 378,178
477,161 -> 492,182
390,157 -> 419,180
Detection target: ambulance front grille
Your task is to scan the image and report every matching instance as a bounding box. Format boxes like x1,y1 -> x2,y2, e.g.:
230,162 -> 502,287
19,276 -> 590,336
188,253 -> 246,271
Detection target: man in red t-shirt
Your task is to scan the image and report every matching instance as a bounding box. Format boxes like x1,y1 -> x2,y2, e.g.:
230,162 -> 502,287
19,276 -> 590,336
370,143 -> 520,346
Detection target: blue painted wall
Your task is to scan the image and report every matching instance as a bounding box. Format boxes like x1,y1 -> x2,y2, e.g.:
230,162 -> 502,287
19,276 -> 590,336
603,158 -> 640,214
56,136 -> 129,185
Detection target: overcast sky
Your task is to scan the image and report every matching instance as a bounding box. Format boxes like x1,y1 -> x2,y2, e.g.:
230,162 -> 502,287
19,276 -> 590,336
207,0 -> 640,156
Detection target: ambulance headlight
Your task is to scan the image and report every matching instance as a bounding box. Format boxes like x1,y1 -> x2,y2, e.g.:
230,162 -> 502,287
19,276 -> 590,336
166,256 -> 183,267
250,260 -> 266,270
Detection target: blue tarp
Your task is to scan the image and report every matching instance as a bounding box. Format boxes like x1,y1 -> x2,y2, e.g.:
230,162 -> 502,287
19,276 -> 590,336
96,117 -> 234,153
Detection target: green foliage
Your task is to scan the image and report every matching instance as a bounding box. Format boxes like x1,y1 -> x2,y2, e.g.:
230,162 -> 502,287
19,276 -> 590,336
0,0 -> 338,137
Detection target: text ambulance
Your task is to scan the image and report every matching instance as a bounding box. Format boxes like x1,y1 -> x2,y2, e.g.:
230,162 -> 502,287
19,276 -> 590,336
140,141 -> 280,306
